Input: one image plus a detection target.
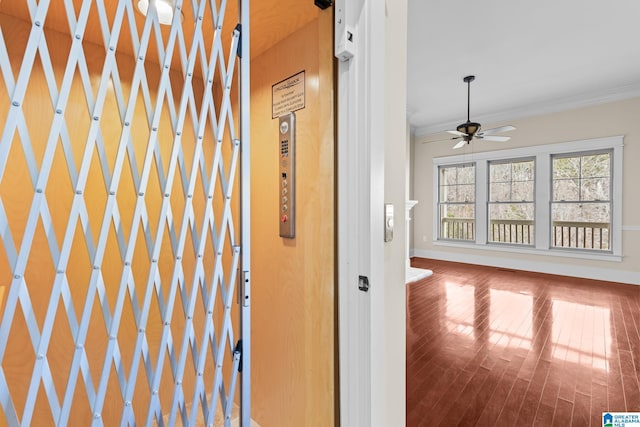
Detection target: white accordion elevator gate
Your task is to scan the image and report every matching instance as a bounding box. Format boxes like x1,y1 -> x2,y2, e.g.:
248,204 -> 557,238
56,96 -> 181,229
0,0 -> 251,425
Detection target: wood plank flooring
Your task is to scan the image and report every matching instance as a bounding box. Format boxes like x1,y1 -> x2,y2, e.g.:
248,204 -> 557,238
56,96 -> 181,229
407,258 -> 640,427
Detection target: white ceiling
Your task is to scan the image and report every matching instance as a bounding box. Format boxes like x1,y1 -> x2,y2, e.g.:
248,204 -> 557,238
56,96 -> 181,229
407,0 -> 640,137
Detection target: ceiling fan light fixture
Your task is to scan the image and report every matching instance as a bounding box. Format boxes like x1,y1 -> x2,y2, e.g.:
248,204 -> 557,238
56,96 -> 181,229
457,121 -> 481,139
137,0 -> 175,25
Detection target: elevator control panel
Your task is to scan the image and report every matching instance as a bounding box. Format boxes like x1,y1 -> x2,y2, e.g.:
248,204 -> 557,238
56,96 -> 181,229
279,112 -> 295,238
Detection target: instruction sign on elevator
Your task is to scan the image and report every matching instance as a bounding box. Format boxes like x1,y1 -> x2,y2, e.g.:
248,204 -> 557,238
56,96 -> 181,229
272,70 -> 305,118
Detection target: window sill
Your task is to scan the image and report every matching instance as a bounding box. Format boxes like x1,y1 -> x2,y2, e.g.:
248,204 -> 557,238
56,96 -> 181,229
433,240 -> 623,263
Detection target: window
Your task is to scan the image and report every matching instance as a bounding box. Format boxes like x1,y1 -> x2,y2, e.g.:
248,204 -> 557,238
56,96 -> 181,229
551,151 -> 611,251
488,158 -> 535,245
432,135 -> 622,261
438,163 -> 475,241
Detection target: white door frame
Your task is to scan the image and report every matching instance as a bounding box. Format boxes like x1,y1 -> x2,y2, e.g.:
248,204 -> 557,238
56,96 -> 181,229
335,0 -> 407,426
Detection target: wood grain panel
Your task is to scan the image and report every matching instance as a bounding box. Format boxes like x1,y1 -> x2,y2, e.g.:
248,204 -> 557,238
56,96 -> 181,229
250,10 -> 335,427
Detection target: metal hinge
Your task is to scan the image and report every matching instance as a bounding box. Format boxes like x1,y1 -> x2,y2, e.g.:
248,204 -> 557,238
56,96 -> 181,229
241,270 -> 250,306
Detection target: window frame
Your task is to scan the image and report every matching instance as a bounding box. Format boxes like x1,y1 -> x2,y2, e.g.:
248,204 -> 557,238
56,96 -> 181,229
550,149 -> 613,253
487,156 -> 536,247
437,162 -> 477,242
432,136 -> 623,262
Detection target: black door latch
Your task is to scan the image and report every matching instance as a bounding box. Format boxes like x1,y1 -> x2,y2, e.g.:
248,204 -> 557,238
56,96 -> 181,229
358,275 -> 369,292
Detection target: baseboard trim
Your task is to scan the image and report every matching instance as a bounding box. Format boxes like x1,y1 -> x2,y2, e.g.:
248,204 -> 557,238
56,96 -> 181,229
411,248 -> 640,286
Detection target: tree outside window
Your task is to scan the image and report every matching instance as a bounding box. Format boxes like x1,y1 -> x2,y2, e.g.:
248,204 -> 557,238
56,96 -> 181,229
488,159 -> 535,245
438,164 -> 475,241
551,151 -> 611,250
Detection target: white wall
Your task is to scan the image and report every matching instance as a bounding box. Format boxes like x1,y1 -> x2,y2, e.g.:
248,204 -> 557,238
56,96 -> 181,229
412,97 -> 640,284
407,123 -> 415,252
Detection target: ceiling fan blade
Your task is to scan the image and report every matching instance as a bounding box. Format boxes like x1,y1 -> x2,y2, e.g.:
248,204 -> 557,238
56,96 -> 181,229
447,130 -> 467,137
421,136 -> 462,144
477,135 -> 510,142
477,125 -> 515,136
453,140 -> 467,149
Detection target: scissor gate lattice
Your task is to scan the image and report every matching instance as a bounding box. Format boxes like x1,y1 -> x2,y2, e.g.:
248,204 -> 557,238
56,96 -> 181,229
0,0 -> 250,425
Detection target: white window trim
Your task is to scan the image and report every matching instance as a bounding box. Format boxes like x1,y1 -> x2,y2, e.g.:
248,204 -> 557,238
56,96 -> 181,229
437,162 -> 477,242
432,135 -> 624,262
487,157 -> 536,246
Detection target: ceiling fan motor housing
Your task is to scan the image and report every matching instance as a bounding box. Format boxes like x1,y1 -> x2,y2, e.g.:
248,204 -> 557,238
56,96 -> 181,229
457,121 -> 481,140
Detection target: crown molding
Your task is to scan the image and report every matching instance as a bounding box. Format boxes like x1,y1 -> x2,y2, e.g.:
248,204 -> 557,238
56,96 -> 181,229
412,82 -> 640,138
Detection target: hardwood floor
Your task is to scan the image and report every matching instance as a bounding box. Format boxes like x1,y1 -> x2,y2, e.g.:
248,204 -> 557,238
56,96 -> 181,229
406,258 -> 640,427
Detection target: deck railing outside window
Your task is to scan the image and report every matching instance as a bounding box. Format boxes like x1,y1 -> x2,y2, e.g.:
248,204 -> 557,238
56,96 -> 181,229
552,221 -> 610,250
489,219 -> 534,245
440,217 -> 475,241
441,218 -> 610,250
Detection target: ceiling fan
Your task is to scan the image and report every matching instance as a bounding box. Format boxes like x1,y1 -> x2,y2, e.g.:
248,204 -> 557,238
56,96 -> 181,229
443,75 -> 515,149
